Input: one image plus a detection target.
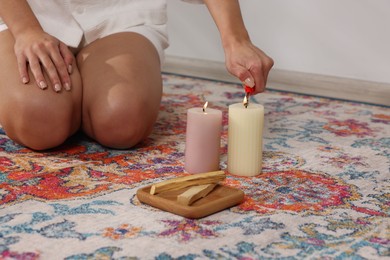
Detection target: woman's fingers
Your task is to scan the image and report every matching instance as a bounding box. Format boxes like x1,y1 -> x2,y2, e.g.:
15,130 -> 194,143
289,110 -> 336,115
16,53 -> 30,84
50,47 -> 71,91
248,63 -> 266,93
59,42 -> 74,75
232,64 -> 255,88
27,54 -> 48,90
14,32 -> 73,92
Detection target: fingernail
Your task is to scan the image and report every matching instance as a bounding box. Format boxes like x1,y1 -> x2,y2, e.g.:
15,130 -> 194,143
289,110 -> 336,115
54,83 -> 61,92
39,81 -> 47,90
68,64 -> 73,74
64,82 -> 71,91
244,78 -> 255,87
22,77 -> 28,84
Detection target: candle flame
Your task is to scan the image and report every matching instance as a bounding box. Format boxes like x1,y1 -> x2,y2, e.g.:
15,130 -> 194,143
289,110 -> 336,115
243,95 -> 249,108
203,101 -> 208,112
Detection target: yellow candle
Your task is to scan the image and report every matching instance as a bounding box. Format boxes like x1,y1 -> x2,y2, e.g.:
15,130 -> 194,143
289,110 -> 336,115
227,102 -> 264,176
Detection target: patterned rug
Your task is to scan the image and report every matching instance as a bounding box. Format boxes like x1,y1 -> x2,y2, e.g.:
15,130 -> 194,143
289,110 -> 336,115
0,74 -> 389,259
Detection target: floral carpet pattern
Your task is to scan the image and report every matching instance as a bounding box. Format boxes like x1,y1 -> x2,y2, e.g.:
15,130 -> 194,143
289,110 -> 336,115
0,74 -> 389,259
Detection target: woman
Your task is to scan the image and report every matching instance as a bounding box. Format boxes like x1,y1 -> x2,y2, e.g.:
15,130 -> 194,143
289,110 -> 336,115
0,0 -> 273,150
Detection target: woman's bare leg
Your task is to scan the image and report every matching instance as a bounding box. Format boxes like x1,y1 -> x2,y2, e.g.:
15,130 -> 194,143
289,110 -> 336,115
77,32 -> 163,149
0,30 -> 82,150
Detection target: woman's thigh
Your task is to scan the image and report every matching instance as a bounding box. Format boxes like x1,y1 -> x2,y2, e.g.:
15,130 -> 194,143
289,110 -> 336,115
0,30 -> 82,150
77,32 -> 163,149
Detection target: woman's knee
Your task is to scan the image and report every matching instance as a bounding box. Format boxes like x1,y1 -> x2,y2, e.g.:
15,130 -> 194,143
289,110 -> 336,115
86,97 -> 160,149
2,94 -> 80,150
77,32 -> 163,149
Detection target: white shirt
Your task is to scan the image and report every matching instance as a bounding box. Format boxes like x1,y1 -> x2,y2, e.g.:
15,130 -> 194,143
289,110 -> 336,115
0,0 -> 203,47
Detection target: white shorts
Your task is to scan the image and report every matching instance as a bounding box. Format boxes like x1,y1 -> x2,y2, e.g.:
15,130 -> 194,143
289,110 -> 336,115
0,0 -> 170,63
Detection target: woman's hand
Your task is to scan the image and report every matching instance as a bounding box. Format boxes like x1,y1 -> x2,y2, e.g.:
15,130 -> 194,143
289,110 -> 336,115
14,30 -> 74,92
224,41 -> 274,95
201,0 -> 274,94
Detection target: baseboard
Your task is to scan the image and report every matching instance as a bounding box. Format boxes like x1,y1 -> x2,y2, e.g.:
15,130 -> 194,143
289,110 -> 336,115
162,55 -> 390,106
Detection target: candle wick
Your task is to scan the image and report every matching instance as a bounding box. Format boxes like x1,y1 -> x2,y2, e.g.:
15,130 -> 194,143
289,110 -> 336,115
243,93 -> 249,108
203,101 -> 208,112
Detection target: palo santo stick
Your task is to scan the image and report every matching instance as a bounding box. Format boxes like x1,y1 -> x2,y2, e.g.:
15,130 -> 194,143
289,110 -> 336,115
150,170 -> 225,195
177,183 -> 217,206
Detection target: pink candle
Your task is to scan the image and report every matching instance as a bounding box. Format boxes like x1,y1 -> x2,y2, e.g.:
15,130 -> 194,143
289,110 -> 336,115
185,102 -> 222,174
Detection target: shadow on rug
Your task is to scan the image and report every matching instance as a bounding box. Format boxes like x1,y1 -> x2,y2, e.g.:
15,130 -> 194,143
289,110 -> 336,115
0,74 -> 389,259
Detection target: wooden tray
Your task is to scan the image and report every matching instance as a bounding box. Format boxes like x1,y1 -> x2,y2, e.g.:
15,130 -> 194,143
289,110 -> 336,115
136,184 -> 244,219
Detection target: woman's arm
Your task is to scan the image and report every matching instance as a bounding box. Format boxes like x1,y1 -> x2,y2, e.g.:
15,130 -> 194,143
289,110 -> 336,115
203,0 -> 273,94
0,0 -> 73,92
0,0 -> 42,38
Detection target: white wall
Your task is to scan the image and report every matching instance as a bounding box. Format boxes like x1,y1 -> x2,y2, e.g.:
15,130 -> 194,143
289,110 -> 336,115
166,0 -> 390,84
